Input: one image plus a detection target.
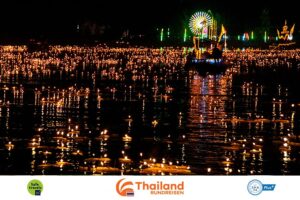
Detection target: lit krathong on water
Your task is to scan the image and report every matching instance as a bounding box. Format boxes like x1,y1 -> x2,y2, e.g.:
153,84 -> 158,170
0,45 -> 300,175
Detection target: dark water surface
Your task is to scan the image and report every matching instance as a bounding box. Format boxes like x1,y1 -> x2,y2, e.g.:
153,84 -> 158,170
1,47 -> 300,175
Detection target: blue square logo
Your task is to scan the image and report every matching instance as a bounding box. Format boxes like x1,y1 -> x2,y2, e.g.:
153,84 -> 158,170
35,190 -> 41,196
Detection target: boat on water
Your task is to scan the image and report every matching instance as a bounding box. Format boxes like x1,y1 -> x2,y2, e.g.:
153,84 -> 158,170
185,10 -> 228,75
185,56 -> 227,75
185,38 -> 227,75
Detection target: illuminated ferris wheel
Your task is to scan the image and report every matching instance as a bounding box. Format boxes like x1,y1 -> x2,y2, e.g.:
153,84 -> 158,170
189,11 -> 213,37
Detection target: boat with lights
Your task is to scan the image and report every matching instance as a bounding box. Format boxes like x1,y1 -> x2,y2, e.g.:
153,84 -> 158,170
185,10 -> 228,75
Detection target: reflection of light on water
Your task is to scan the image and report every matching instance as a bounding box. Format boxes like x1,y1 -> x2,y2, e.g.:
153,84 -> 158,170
122,134 -> 132,142
1,46 -> 300,175
6,141 -> 14,151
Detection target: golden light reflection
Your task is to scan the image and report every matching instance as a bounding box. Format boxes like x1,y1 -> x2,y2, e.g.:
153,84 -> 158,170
0,46 -> 299,175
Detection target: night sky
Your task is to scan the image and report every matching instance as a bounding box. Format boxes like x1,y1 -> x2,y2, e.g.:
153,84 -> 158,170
0,0 -> 298,39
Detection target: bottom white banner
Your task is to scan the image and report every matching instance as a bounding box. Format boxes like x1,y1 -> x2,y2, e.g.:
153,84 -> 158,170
0,176 -> 294,199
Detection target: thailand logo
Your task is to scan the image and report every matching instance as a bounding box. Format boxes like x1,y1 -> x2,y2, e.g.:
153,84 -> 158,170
27,179 -> 43,196
116,178 -> 135,197
247,179 -> 276,195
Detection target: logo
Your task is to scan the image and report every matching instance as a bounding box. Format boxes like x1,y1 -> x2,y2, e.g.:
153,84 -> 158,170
116,178 -> 184,196
116,178 -> 135,197
247,179 -> 276,195
27,179 -> 43,196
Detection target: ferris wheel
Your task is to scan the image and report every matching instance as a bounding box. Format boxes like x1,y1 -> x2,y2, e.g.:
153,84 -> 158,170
189,11 -> 212,36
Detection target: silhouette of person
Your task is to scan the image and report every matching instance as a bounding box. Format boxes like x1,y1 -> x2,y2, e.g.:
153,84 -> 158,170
212,45 -> 222,63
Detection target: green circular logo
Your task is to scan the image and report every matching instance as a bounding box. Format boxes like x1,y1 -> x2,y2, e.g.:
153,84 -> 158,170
27,179 -> 43,196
